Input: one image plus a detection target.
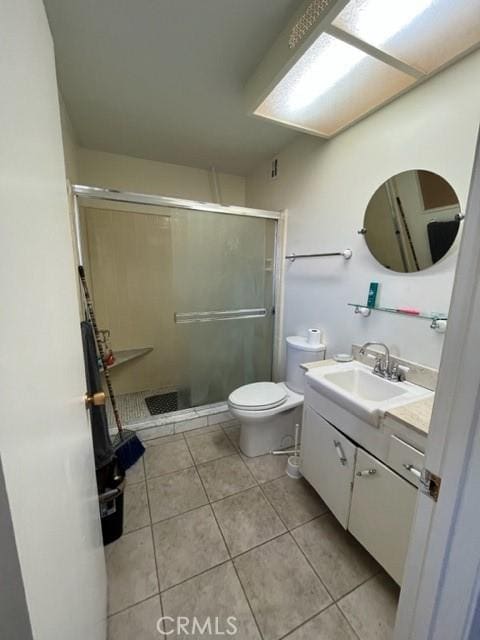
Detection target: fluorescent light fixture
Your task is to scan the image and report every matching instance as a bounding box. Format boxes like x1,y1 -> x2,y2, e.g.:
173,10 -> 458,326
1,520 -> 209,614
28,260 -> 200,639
288,35 -> 366,110
338,0 -> 434,50
250,0 -> 480,137
333,0 -> 480,73
256,33 -> 415,136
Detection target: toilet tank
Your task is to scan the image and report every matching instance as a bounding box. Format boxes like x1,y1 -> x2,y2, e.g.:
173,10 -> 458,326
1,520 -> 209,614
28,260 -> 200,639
285,336 -> 326,393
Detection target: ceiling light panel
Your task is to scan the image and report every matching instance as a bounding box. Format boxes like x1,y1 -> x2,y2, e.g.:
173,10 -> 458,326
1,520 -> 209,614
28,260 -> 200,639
255,33 -> 415,136
332,0 -> 480,73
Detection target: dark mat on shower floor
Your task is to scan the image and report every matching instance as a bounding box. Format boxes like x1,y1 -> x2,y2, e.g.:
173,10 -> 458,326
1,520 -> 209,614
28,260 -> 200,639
145,391 -> 179,416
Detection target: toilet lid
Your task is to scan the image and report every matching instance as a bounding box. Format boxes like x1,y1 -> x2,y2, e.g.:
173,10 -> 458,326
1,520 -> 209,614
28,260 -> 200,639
229,382 -> 287,411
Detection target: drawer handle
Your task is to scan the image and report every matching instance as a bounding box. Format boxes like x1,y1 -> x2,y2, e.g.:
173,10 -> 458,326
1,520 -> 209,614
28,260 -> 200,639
403,463 -> 422,479
334,440 -> 347,466
356,469 -> 376,477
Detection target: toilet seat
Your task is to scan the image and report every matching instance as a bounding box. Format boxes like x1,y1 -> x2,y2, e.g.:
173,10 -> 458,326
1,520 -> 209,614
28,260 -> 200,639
228,382 -> 287,411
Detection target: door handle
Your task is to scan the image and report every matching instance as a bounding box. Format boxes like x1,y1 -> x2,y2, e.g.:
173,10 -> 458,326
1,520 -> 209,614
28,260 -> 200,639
85,391 -> 106,408
403,463 -> 422,479
356,469 -> 377,477
333,440 -> 347,466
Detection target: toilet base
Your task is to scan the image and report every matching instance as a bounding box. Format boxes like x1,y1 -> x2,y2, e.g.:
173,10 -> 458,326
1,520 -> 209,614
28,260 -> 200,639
238,406 -> 302,457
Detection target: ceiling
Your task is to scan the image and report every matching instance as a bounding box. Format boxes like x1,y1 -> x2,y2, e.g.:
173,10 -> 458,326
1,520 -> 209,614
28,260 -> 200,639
44,0 -> 304,176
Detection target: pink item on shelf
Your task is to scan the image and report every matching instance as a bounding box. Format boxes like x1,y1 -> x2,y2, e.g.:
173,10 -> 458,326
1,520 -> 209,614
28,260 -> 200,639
397,307 -> 420,315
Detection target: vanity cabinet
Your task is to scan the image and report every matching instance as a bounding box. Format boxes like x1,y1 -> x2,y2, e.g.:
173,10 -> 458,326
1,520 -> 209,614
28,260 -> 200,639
301,403 -> 420,584
301,406 -> 356,528
349,449 -> 417,584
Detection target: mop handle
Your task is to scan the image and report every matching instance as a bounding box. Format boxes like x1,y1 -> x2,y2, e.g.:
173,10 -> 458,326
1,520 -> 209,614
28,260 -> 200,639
78,266 -> 123,433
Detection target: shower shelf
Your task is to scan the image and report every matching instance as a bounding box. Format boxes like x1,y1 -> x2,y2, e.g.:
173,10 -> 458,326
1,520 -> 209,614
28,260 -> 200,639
348,304 -> 448,321
104,347 -> 153,370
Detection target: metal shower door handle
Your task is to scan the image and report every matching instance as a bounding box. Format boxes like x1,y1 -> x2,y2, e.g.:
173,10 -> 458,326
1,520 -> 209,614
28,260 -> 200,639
174,308 -> 267,324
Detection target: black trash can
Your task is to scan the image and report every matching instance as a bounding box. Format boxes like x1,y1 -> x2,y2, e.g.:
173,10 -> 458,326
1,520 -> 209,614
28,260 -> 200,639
97,459 -> 125,545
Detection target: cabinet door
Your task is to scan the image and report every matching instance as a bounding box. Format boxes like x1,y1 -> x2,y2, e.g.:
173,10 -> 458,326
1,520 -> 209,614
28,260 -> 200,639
301,405 -> 357,527
349,449 -> 417,584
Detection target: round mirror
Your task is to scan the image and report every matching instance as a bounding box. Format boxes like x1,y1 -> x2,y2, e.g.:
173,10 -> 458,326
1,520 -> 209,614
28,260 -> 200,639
363,170 -> 461,272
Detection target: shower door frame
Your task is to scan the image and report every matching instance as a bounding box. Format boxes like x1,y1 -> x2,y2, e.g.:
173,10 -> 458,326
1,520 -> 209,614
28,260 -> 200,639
71,183 -> 287,383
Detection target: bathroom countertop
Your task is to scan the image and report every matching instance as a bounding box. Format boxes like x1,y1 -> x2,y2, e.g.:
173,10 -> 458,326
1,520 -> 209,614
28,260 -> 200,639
300,358 -> 337,371
385,396 -> 434,436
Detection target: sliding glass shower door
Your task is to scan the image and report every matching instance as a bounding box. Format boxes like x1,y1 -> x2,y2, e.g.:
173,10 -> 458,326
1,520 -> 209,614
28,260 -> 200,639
171,207 -> 276,408
80,197 -> 277,418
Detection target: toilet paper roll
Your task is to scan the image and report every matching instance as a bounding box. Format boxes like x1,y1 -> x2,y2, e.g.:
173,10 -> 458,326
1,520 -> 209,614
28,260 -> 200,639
307,328 -> 322,345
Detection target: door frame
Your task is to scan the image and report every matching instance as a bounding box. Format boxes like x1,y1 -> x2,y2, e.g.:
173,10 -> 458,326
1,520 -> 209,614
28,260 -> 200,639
394,128 -> 480,639
71,184 -> 287,382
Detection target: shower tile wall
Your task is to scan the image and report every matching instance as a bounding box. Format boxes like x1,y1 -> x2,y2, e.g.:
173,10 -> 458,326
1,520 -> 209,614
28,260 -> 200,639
84,207 -> 178,396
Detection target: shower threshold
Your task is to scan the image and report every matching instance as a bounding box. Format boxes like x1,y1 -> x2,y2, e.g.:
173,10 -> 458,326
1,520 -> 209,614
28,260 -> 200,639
106,391 -> 234,442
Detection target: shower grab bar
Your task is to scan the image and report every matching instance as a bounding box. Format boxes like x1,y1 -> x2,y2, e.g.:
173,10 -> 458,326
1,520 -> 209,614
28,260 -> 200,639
285,249 -> 352,262
174,308 -> 267,324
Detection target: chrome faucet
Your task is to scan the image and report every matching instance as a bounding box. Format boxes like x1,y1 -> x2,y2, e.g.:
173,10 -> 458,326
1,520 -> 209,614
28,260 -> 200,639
359,341 -> 404,381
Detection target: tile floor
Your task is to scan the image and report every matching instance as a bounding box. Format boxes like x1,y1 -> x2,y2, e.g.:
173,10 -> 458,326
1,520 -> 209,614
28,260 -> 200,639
107,422 -> 400,640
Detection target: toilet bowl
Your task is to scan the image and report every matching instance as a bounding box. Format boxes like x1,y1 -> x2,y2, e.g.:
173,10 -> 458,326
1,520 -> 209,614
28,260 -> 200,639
228,336 -> 326,457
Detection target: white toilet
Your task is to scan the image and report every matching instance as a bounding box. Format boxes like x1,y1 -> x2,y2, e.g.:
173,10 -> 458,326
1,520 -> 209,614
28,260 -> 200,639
228,336 -> 326,457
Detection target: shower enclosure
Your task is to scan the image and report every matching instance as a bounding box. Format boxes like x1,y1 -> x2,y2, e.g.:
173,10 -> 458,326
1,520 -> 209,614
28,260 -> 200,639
73,186 -> 281,426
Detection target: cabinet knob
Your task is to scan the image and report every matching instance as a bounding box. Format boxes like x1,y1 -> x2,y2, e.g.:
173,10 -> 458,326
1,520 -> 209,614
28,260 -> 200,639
356,469 -> 377,477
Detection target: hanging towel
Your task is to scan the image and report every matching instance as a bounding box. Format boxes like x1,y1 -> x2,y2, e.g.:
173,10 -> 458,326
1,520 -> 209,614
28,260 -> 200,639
81,321 -> 114,470
427,219 -> 459,264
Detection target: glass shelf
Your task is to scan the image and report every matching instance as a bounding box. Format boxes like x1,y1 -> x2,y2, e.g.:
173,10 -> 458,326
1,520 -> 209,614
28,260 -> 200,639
348,303 -> 448,321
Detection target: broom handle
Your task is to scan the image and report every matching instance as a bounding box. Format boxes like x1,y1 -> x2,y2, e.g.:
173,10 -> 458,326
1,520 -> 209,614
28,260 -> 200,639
78,266 -> 123,433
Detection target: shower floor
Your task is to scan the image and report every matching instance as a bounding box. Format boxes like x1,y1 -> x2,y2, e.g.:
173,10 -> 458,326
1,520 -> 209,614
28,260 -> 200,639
106,389 -> 163,425
105,389 -> 231,435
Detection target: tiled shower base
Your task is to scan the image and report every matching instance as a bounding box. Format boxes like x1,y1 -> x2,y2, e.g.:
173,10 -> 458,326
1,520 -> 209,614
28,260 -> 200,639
106,391 -> 234,442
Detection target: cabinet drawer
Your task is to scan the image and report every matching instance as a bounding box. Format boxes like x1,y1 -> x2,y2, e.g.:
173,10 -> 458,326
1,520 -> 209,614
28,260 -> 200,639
301,405 -> 356,528
387,435 -> 424,488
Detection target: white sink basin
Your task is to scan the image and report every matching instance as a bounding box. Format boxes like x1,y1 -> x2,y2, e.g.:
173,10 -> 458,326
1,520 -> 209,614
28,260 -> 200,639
306,361 -> 433,426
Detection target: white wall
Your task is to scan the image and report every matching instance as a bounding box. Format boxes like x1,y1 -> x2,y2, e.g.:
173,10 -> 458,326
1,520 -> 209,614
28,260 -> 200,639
246,50 -> 480,371
76,147 -> 246,205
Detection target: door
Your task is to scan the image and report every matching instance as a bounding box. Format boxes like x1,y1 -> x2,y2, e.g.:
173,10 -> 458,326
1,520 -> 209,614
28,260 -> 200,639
0,2 -> 106,639
301,406 -> 357,527
172,207 -> 276,407
349,449 -> 417,585
394,130 -> 480,640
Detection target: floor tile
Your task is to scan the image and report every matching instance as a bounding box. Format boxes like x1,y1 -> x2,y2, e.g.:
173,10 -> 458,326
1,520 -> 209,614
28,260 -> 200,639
143,433 -> 185,448
242,452 -> 288,484
138,423 -> 175,441
144,439 -> 193,479
127,458 -> 145,484
105,527 -> 158,615
197,454 -> 256,501
223,424 -> 241,450
292,513 -> 380,600
107,595 -> 162,640
213,486 -> 286,556
207,410 -> 234,425
338,573 -> 399,640
284,605 -> 358,640
153,505 -> 229,590
124,482 -> 150,533
182,424 -> 221,440
162,562 -> 261,639
186,430 -> 235,464
234,533 -> 332,640
174,416 -> 207,433
262,476 -> 328,529
147,467 -> 208,523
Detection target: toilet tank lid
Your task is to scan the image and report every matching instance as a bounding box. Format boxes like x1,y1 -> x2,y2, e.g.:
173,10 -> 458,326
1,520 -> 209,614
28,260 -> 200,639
286,336 -> 326,352
228,382 -> 287,410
